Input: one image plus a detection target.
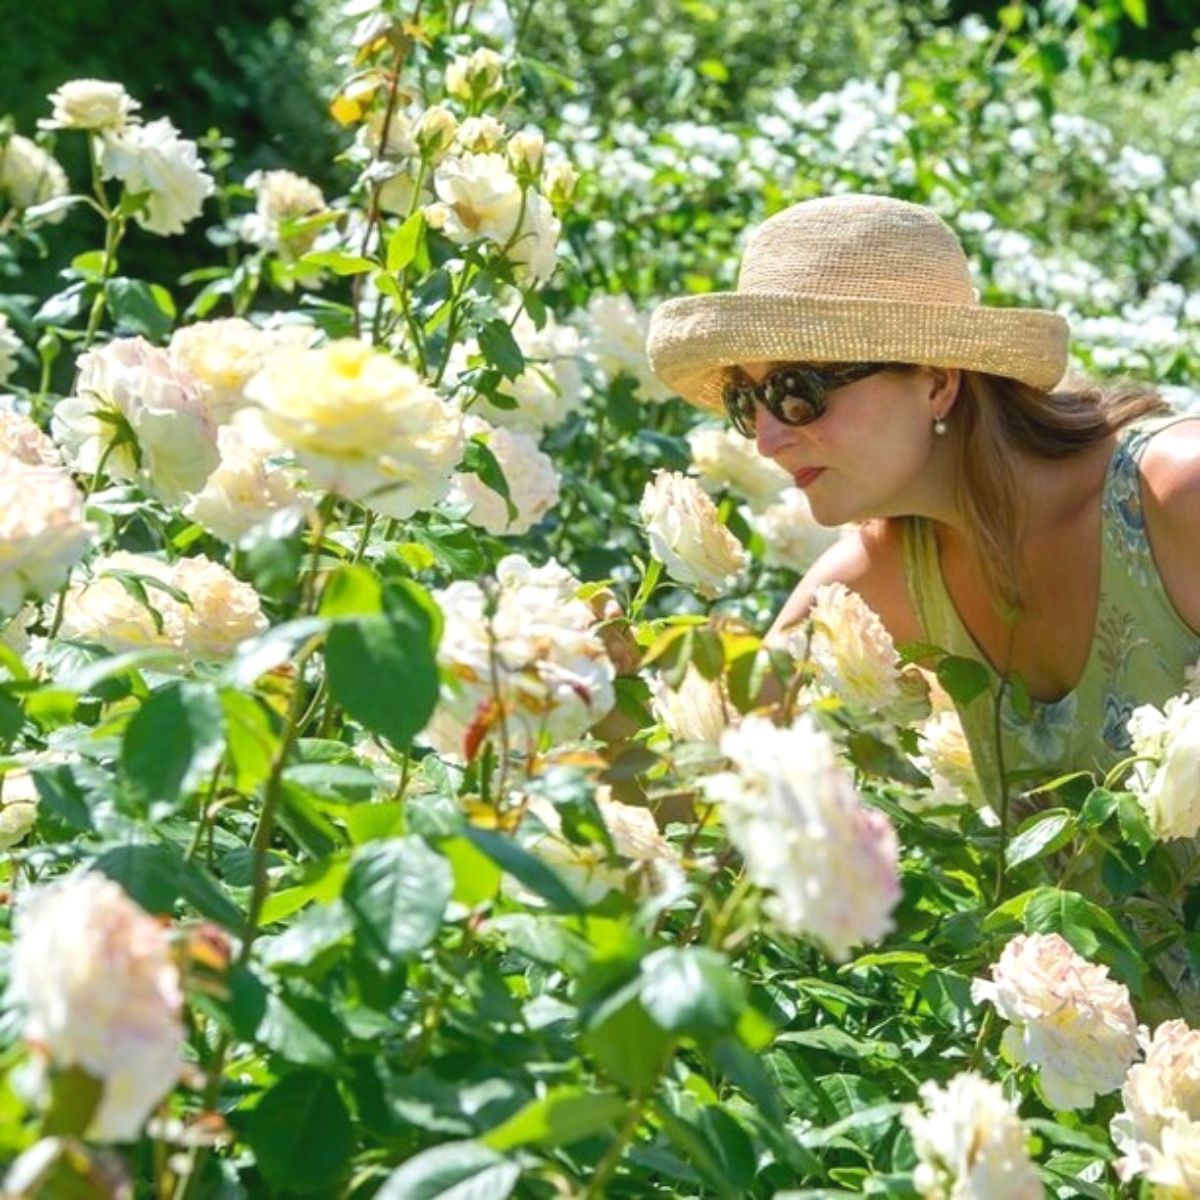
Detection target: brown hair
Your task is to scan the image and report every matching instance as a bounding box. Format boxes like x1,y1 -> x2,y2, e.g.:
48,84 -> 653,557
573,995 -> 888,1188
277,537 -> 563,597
903,370 -> 1171,614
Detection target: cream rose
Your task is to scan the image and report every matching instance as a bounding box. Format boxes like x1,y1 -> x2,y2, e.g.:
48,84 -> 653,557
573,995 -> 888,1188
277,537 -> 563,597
746,487 -> 840,573
241,169 -> 326,258
649,664 -> 730,745
0,768 -> 39,851
639,470 -> 746,598
0,456 -> 92,615
424,554 -> 616,759
971,932 -> 1139,1110
184,409 -> 302,544
98,117 -> 213,236
904,1072 -> 1042,1199
43,79 -> 140,131
167,317 -> 270,424
246,339 -> 464,519
0,135 -> 69,215
455,115 -> 507,154
0,316 -> 22,387
580,293 -> 673,403
9,872 -> 185,1142
448,416 -> 560,535
0,399 -> 62,467
687,426 -> 792,513
53,336 -> 219,504
702,714 -> 901,960
1113,1020 -> 1200,1193
172,555 -> 269,660
445,48 -> 505,102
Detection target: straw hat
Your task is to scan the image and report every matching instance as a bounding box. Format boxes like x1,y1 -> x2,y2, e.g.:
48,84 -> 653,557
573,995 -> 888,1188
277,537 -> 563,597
646,194 -> 1070,413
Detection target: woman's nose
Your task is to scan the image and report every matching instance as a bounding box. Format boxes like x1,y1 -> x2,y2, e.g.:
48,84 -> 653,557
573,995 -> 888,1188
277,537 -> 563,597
754,404 -> 799,460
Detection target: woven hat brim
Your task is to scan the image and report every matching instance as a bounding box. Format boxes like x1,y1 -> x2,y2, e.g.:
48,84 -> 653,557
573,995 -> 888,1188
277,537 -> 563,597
646,292 -> 1071,412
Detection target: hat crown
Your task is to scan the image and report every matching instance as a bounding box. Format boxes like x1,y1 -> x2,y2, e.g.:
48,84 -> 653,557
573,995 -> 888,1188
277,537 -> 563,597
737,195 -> 977,305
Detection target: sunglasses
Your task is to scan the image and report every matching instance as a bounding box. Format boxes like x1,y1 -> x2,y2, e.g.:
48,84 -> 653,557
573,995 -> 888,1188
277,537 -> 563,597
722,362 -> 891,438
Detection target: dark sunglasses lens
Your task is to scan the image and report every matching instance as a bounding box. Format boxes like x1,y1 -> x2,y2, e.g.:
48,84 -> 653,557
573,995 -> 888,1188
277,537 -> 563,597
723,383 -> 756,435
777,391 -> 822,424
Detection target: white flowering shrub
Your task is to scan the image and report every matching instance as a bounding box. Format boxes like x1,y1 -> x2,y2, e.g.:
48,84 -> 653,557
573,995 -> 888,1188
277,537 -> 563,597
0,1 -> 1194,1195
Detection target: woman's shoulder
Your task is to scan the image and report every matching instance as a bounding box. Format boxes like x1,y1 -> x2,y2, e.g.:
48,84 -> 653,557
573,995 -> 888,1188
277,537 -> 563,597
1135,416 -> 1200,631
768,518 -> 924,645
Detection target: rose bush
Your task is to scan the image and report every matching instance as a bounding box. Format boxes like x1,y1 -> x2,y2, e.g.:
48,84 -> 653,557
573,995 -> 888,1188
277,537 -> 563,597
0,1 -> 1195,1195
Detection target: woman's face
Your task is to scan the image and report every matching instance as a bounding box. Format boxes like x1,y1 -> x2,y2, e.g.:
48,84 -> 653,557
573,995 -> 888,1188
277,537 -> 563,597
741,362 -> 956,526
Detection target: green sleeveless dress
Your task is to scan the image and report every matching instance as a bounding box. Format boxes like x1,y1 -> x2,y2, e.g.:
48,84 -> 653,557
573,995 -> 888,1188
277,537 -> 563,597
902,414 -> 1200,804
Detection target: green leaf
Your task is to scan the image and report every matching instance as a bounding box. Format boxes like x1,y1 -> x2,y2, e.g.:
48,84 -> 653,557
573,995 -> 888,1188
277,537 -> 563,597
440,834 -> 502,907
320,564 -> 384,618
482,1087 -> 626,1151
221,690 -> 278,794
478,318 -> 525,379
460,436 -> 518,525
1121,0 -> 1147,26
1005,808 -> 1075,868
107,277 -> 176,341
43,1065 -> 103,1136
376,1141 -> 520,1200
463,825 -> 586,913
1116,792 -> 1155,857
583,985 -> 672,1093
298,250 -> 377,275
325,586 -> 439,748
94,842 -> 243,928
1022,887 -> 1146,993
1079,787 -> 1119,829
386,211 -> 426,274
935,656 -> 990,706
343,837 -> 452,965
638,946 -> 746,1036
244,1071 -> 353,1195
120,681 -> 225,812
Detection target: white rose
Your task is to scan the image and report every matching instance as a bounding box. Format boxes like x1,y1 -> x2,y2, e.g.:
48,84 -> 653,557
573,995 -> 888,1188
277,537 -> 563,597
639,470 -> 746,598
505,187 -> 560,283
687,426 -> 792,512
246,339 -> 464,518
241,169 -> 326,257
8,873 -> 185,1142
0,135 -> 69,216
426,152 -> 522,248
903,1072 -> 1042,1199
1113,1020 -> 1200,1192
448,416 -> 560,535
424,554 -> 616,758
649,664 -> 729,745
1127,695 -> 1200,840
581,293 -> 673,402
0,456 -> 92,615
544,160 -> 578,209
98,117 -> 214,236
0,316 -> 23,387
0,769 -> 38,851
460,309 -> 582,433
445,48 -> 504,101
507,129 -> 545,177
54,336 -> 219,503
42,79 -> 140,131
909,708 -> 983,810
703,714 -> 901,960
455,115 -> 506,154
172,555 -> 268,660
185,409 -> 302,544
971,932 -> 1139,1110
746,487 -> 840,572
167,318 -> 270,424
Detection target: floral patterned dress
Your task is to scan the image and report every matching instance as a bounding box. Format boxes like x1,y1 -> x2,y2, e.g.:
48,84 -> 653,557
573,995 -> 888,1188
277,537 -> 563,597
903,414 -> 1200,1018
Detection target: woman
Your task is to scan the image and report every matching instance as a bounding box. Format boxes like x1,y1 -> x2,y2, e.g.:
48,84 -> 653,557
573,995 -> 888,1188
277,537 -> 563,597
646,193 -> 1200,804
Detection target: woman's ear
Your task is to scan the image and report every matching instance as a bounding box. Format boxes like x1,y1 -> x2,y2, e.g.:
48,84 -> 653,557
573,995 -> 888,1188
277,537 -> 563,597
928,367 -> 961,418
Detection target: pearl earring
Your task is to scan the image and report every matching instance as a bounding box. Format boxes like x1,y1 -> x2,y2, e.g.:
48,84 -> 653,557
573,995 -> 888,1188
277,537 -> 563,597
933,415 -> 948,436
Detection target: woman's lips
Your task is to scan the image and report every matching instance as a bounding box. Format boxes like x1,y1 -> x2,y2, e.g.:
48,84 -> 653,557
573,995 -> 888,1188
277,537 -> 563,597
792,467 -> 825,488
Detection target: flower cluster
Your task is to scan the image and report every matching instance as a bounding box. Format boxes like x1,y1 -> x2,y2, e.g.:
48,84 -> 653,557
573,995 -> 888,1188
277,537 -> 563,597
639,470 -> 746,598
971,933 -> 1139,1110
1112,1020 -> 1200,1193
702,714 -> 901,960
424,554 -> 616,758
903,1072 -> 1042,1199
8,872 -> 185,1141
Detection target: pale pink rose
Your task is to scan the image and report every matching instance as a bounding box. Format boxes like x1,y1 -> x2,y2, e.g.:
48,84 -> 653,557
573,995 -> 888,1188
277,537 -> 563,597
9,873 -> 185,1142
703,714 -> 901,960
971,933 -> 1139,1110
1112,1020 -> 1200,1192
